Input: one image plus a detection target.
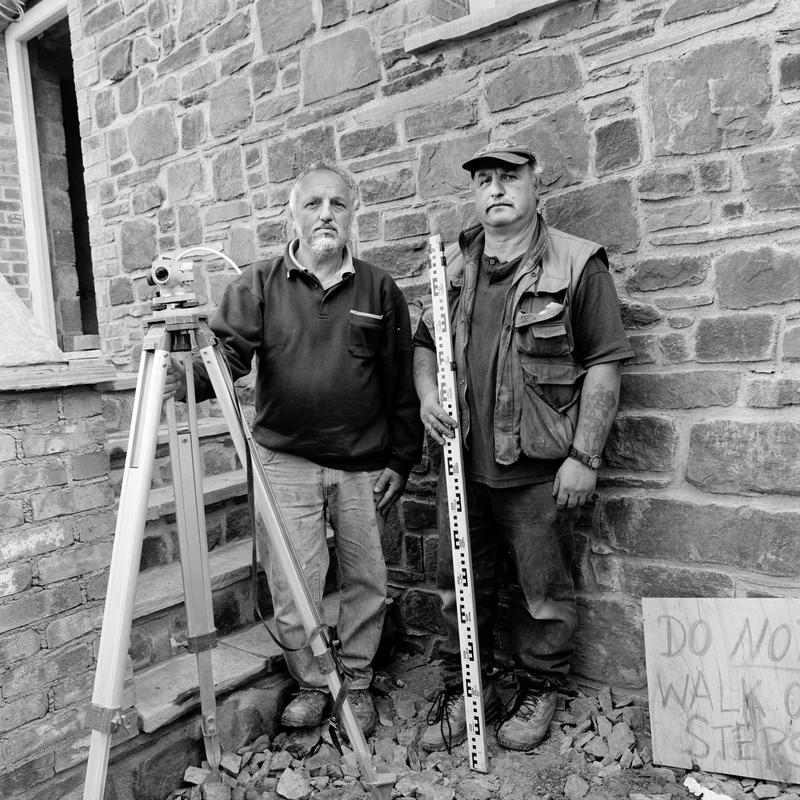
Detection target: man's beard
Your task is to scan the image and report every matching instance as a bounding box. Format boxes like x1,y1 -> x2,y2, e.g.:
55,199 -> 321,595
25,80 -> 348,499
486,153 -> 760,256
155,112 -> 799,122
305,227 -> 347,256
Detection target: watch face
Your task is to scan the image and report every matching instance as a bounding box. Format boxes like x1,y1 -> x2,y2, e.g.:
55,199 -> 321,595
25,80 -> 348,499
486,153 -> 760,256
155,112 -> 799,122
589,455 -> 602,469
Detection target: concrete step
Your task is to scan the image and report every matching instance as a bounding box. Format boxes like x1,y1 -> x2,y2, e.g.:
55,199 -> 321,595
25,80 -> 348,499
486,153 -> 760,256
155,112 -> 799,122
134,594 -> 339,733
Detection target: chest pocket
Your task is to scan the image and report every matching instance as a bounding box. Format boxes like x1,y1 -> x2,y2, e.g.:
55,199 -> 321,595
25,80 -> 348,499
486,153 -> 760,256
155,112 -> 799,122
514,293 -> 571,358
348,310 -> 384,359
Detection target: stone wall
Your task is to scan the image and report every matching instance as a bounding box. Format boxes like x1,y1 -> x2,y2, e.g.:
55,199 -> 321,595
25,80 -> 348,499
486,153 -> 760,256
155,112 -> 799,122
67,0 -> 800,689
2,1 -> 800,790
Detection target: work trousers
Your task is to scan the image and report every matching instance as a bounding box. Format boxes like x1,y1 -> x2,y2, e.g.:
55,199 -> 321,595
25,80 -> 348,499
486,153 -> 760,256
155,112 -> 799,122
255,444 -> 387,691
436,476 -> 577,689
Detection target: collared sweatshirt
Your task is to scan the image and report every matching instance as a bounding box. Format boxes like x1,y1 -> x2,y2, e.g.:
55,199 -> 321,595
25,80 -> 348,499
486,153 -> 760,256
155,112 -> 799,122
193,244 -> 423,478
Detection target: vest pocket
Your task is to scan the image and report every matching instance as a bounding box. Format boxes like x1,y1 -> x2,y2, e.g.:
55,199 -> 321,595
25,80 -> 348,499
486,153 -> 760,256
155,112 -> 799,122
348,311 -> 383,359
515,312 -> 571,358
519,360 -> 582,459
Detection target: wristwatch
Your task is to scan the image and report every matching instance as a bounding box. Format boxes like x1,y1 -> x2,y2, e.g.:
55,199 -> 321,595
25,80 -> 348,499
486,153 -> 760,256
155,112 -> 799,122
568,446 -> 602,470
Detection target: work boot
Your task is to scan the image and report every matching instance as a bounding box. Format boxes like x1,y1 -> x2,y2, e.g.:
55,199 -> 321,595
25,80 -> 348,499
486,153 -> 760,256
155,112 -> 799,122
419,683 -> 499,752
281,689 -> 329,728
496,689 -> 558,751
348,689 -> 378,738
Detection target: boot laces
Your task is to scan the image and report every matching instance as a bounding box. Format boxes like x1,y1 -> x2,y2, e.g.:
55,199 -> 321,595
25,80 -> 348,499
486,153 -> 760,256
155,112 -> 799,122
425,686 -> 463,753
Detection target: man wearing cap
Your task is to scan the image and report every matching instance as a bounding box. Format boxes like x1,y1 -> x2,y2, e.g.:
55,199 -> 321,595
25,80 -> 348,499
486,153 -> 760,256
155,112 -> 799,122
412,140 -> 633,751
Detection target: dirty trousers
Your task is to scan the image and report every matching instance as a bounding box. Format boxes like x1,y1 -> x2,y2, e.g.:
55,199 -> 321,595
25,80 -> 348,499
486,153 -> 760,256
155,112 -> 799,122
255,444 -> 387,691
436,477 -> 577,689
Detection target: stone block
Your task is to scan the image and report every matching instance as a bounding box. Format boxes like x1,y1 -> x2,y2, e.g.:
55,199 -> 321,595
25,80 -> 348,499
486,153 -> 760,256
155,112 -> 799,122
626,255 -> 708,292
620,370 -> 738,409
3,645 -> 91,698
695,313 -> 775,362
84,1 -> 124,36
659,332 -> 690,363
359,239 -> 428,279
0,461 -> 67,494
384,211 -> 428,240
131,183 -> 162,214
267,126 -> 335,183
486,53 -> 580,111
0,692 -> 48,735
177,204 -> 202,246
209,75 -> 252,137
383,62 -> 445,97
595,117 -> 641,175
516,104 -> 590,189
207,12 -> 251,52
120,218 -> 157,271
590,95 -> 635,120
665,0 -> 750,24
582,23 -> 655,57
45,607 -> 103,648
100,40 -> 132,82
181,109 -> 206,149
637,166 -> 693,199
166,159 -> 203,203
431,201 -> 477,241
222,43 -> 254,77
647,38 -> 771,155
716,246 -> 800,309
404,532 -> 423,573
404,98 -> 477,142
721,200 -> 745,218
0,394 -> 58,425
94,89 -> 116,129
742,145 -> 800,211
785,324 -> 800,362
359,168 -> 415,205
599,496 -> 800,576
592,555 -> 735,598
398,588 -> 444,634
257,0 -> 314,53
321,0 -> 347,27
401,497 -> 436,530
156,38 -> 202,77
455,29 -> 529,67
417,131 -> 486,200
604,415 -> 677,471
697,159 -> 731,192
543,179 -> 639,253
339,123 -> 396,160
781,53 -> 800,90
356,210 -> 380,242
256,218 -> 287,247
212,146 -> 245,200
746,377 -> 800,408
645,199 -> 711,231
302,27 -> 379,103
71,451 -> 110,480
688,420 -> 800,496
381,506 -> 403,564
129,106 -> 177,165
573,594 -> 645,688
619,298 -> 661,329
251,59 -> 278,99
178,0 -> 229,40
541,0 -> 616,38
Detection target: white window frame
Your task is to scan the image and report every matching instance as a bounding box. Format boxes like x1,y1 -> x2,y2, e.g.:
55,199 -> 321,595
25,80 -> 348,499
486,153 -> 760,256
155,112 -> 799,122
6,0 -> 71,344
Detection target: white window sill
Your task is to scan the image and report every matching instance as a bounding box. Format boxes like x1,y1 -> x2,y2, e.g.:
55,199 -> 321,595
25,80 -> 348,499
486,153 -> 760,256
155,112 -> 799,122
405,0 -> 572,53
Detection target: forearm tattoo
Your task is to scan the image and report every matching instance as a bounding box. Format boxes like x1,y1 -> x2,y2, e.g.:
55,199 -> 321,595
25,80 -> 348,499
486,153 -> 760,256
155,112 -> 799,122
580,383 -> 618,453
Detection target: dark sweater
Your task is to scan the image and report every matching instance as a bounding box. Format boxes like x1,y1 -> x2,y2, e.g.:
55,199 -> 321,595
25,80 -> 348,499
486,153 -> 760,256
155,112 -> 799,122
193,245 -> 423,478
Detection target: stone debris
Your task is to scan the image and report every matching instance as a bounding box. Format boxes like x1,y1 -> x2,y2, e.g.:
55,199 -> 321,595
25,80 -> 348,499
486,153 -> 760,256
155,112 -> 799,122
162,662 -> 800,800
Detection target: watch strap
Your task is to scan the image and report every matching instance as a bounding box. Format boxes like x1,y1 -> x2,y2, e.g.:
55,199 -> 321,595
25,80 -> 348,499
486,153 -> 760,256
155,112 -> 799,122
568,446 -> 602,469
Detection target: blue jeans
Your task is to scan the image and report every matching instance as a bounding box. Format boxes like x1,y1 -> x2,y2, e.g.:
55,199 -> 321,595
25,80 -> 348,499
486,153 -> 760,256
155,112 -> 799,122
436,476 -> 577,689
255,444 -> 387,691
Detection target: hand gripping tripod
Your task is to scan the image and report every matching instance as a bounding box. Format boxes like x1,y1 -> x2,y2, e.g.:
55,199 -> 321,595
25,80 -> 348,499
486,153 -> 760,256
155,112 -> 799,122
82,255 -> 394,800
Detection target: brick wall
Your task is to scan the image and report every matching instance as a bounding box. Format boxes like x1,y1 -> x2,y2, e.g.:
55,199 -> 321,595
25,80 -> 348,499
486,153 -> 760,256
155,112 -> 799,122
64,0 -> 800,686
0,384 -> 116,797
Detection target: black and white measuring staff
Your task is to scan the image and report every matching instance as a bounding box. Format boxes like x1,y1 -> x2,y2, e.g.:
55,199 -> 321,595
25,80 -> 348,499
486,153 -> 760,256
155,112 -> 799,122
427,234 -> 489,773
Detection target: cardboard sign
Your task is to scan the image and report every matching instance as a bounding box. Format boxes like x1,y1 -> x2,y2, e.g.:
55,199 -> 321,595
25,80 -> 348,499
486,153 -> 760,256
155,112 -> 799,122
643,598 -> 800,783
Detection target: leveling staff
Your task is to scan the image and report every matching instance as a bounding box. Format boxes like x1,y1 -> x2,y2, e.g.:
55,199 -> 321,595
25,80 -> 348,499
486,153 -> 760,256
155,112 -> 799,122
165,162 -> 423,737
413,139 -> 633,752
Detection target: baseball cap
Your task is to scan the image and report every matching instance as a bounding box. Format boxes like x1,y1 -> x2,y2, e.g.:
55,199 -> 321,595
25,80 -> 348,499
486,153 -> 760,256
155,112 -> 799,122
462,138 -> 537,173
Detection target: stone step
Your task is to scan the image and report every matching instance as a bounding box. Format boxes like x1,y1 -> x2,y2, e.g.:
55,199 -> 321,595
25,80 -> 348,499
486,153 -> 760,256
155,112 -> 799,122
134,594 -> 339,733
145,468 -> 248,521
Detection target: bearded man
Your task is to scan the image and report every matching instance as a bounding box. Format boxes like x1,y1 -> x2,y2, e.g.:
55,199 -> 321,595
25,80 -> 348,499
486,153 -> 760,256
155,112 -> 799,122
165,162 -> 422,736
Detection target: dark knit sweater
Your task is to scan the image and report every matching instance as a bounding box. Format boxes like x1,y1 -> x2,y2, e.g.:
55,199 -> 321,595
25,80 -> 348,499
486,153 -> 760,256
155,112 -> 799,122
193,245 -> 423,478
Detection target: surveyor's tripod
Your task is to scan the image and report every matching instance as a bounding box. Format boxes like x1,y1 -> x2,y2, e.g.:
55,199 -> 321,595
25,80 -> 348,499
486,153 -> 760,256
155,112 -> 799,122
82,264 -> 394,800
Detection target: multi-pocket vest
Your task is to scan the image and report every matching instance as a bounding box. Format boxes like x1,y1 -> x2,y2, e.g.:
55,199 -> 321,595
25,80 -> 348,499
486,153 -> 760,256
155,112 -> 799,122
446,221 -> 606,465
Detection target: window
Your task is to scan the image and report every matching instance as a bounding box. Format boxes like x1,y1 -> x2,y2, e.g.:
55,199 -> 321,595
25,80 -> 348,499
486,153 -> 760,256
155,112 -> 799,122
6,0 -> 98,352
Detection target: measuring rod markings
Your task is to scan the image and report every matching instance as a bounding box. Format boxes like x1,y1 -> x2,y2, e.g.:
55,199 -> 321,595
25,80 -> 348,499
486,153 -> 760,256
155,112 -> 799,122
427,235 -> 488,773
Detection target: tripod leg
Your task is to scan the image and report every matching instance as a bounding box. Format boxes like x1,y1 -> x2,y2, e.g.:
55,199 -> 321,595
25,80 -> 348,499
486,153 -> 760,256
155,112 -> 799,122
165,349 -> 221,768
83,330 -> 170,800
196,334 -> 395,800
